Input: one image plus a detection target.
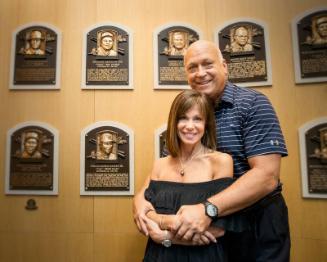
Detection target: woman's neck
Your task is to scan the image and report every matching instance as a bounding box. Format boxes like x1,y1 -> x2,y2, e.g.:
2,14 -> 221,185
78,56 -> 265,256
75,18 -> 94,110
179,142 -> 203,160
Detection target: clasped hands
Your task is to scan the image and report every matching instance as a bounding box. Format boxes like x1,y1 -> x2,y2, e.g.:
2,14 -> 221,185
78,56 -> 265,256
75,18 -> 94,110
135,202 -> 224,246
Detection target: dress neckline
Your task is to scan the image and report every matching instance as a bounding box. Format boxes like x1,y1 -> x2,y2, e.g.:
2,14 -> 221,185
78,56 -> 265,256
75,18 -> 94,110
150,177 -> 233,186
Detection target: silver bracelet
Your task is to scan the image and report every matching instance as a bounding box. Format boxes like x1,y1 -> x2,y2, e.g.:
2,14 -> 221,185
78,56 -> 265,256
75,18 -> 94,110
161,230 -> 172,248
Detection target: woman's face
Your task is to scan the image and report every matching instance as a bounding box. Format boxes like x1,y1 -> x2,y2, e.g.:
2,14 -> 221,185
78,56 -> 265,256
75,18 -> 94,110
25,138 -> 38,155
101,36 -> 114,50
177,105 -> 205,147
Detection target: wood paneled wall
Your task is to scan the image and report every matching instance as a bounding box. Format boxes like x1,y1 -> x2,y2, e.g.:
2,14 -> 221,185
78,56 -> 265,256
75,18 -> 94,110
0,0 -> 326,261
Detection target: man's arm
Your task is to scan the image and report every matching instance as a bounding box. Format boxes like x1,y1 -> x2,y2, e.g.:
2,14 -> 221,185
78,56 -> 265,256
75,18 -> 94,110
174,153 -> 281,240
209,153 -> 281,216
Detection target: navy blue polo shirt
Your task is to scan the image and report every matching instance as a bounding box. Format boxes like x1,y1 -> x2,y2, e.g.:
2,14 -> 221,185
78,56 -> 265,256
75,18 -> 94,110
215,82 -> 288,178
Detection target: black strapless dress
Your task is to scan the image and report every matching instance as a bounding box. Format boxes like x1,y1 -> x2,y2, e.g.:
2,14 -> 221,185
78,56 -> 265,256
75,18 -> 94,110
143,177 -> 250,262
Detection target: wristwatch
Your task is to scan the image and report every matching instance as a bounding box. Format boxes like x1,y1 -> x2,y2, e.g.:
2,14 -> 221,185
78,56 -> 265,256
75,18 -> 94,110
202,200 -> 219,220
161,230 -> 172,247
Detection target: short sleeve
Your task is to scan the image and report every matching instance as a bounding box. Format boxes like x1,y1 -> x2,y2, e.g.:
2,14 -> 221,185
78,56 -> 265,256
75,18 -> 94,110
242,93 -> 288,158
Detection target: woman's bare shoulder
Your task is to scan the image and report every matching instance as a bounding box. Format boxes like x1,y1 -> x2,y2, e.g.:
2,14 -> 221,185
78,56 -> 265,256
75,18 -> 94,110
207,150 -> 233,178
150,156 -> 172,179
207,150 -> 232,162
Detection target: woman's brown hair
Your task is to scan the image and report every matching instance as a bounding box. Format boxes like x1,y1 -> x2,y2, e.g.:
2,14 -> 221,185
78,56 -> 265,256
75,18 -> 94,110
166,89 -> 216,157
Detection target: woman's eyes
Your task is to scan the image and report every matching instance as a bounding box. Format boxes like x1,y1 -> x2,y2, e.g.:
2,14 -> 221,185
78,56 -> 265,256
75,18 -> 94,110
178,116 -> 203,122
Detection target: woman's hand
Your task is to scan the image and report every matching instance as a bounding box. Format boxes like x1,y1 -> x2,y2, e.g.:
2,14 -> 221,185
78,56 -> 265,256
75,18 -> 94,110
143,216 -> 166,244
133,191 -> 154,236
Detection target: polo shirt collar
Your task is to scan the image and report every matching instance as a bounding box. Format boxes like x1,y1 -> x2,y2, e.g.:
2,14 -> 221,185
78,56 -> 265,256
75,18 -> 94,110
214,81 -> 234,108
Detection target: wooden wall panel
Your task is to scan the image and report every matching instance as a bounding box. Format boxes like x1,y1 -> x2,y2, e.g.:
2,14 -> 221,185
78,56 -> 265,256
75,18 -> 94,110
292,237 -> 327,262
0,233 -> 93,262
0,0 -> 326,261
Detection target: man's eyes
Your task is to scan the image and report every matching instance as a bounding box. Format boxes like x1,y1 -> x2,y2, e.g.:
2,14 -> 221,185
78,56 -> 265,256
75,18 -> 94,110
187,63 -> 213,72
187,66 -> 197,72
203,62 -> 213,68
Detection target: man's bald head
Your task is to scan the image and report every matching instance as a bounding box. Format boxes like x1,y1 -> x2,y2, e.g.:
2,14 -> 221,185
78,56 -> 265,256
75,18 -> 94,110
185,40 -> 224,64
183,40 -> 228,101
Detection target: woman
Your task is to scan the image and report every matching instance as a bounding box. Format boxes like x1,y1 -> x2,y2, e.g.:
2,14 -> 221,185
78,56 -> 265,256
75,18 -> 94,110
140,90 -> 249,262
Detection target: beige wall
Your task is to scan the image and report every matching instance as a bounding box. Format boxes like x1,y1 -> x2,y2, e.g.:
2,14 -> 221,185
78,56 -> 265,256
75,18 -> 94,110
0,0 -> 326,261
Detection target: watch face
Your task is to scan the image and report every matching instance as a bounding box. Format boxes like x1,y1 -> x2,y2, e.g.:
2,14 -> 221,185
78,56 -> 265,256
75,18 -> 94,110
207,204 -> 217,217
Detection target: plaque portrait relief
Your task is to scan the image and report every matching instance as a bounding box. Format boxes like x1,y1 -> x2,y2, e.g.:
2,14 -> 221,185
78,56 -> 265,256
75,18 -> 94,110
90,30 -> 118,57
82,23 -> 133,89
307,16 -> 327,46
19,29 -> 46,55
227,26 -> 254,53
292,8 -> 327,83
5,122 -> 59,195
163,30 -> 189,56
216,19 -> 272,87
299,117 -> 327,199
154,124 -> 168,159
10,23 -> 62,89
154,24 -> 201,89
80,122 -> 134,195
20,130 -> 43,159
95,131 -> 119,160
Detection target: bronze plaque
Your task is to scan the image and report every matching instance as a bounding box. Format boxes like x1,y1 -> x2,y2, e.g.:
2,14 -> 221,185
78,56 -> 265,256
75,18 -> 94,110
157,26 -> 199,86
218,22 -> 268,84
9,126 -> 55,191
13,26 -> 58,86
84,126 -> 130,192
85,26 -> 129,86
159,130 -> 168,158
296,11 -> 327,79
305,123 -> 327,194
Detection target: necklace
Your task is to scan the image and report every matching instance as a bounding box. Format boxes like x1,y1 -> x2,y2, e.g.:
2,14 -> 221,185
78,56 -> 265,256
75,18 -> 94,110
178,146 -> 203,176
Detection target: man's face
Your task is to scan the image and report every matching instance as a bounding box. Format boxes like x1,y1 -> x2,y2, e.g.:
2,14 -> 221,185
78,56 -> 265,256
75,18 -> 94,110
25,138 -> 38,155
234,27 -> 249,46
173,33 -> 185,49
184,41 -> 228,101
100,135 -> 113,154
317,22 -> 327,38
30,31 -> 42,49
101,36 -> 114,50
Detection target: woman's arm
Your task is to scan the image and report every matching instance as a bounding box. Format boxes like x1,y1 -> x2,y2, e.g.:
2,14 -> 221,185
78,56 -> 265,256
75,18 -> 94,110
133,158 -> 164,235
146,210 -> 179,231
133,175 -> 153,235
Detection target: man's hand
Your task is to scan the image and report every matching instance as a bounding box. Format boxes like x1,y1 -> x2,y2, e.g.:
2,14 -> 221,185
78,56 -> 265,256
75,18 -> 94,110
174,203 -> 211,241
161,214 -> 181,231
133,192 -> 154,236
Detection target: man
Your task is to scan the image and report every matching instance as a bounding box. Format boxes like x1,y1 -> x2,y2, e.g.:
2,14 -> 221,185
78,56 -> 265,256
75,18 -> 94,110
93,31 -> 118,56
96,131 -> 117,160
169,31 -> 188,56
22,30 -> 45,55
133,40 -> 290,261
313,16 -> 327,45
230,26 -> 253,52
21,131 -> 42,158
